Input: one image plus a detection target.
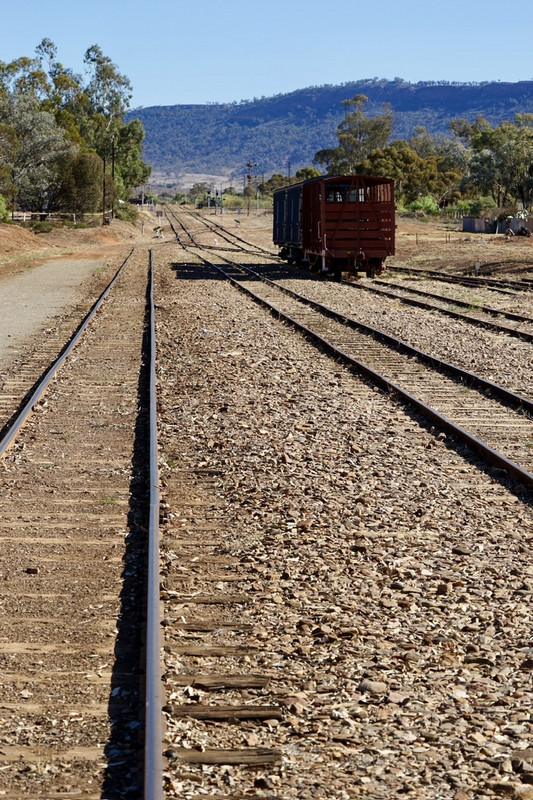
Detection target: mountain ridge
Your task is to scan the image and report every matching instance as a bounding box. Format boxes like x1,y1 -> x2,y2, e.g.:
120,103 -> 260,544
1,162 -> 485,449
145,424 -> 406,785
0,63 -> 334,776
126,79 -> 533,188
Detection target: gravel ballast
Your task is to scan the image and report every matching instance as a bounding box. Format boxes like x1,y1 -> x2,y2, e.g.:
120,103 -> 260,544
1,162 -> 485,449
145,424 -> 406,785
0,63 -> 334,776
155,243 -> 533,800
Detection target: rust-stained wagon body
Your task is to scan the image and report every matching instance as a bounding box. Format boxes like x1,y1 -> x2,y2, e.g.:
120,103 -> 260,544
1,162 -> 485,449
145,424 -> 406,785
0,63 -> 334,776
273,175 -> 395,278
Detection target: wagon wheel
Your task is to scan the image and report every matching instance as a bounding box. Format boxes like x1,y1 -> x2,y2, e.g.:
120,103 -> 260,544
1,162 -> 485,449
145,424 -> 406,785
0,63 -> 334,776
366,258 -> 382,279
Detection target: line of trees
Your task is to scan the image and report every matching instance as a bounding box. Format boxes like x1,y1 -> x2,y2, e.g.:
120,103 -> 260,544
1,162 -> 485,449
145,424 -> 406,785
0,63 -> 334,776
313,94 -> 533,216
0,39 -> 151,221
166,95 -> 533,220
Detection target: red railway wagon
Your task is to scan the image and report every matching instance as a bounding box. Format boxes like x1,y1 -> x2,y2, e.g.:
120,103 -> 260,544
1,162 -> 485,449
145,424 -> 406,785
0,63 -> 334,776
273,175 -> 395,278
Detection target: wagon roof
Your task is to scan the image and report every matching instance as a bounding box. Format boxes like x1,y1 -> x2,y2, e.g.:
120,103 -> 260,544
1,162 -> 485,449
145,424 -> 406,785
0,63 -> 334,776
307,174 -> 394,186
274,174 -> 394,194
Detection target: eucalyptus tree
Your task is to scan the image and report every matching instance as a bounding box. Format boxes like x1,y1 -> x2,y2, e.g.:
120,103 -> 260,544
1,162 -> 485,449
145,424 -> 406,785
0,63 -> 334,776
0,39 -> 151,213
78,45 -> 151,205
409,125 -> 470,176
80,45 -> 132,156
295,167 -> 321,181
0,93 -> 72,209
50,151 -> 103,213
113,118 -> 152,194
0,54 -> 50,98
451,114 -> 533,211
358,138 -> 463,207
313,94 -> 393,174
0,121 -> 19,202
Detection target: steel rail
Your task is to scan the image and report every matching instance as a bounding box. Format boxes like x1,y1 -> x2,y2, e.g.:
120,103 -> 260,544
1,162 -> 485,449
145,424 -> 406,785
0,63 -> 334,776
374,279 -> 533,325
344,280 -> 533,342
0,248 -> 135,459
166,207 -> 247,253
144,249 -> 163,800
0,246 -> 165,794
165,208 -> 200,247
387,265 -> 532,293
188,249 -> 533,490
185,208 -> 278,256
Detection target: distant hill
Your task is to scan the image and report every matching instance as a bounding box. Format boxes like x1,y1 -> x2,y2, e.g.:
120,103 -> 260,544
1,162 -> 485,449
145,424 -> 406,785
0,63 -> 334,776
126,79 -> 533,188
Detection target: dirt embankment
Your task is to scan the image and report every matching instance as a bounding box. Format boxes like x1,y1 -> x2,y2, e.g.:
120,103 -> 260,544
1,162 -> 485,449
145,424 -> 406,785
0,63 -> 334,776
0,217 -> 149,280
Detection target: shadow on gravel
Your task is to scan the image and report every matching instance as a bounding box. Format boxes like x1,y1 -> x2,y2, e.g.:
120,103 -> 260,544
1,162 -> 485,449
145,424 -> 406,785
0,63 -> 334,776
102,270 -> 151,798
170,260 -> 326,282
170,261 -> 226,280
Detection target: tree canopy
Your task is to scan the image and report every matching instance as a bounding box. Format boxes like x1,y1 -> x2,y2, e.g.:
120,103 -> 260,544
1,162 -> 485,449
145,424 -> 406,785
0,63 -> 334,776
312,95 -> 533,213
450,113 -> 533,211
313,95 -> 393,174
0,39 -> 151,215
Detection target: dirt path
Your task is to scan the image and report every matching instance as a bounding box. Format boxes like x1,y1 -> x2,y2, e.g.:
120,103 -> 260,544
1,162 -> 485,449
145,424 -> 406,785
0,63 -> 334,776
0,258 -> 108,369
0,218 -> 150,371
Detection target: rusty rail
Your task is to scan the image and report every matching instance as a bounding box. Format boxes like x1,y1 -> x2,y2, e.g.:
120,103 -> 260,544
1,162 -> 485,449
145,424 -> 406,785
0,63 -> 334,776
0,249 -> 134,459
144,249 -> 164,800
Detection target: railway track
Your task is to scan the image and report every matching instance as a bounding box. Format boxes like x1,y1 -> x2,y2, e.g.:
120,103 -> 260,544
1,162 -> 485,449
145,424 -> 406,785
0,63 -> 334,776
170,208 -> 533,342
0,249 -> 161,798
166,207 -> 275,259
0,231 -> 286,799
156,229 -> 533,798
169,212 -> 533,490
186,208 -> 278,257
2,209 -> 530,797
346,280 -> 533,342
387,264 -> 533,292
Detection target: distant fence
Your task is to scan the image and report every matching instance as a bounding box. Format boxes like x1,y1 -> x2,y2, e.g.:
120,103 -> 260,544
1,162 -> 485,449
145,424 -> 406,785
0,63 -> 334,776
11,211 -> 97,223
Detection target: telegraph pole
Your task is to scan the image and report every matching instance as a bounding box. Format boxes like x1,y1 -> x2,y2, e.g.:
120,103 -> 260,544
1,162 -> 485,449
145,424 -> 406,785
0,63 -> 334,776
111,136 -> 115,218
246,160 -> 257,216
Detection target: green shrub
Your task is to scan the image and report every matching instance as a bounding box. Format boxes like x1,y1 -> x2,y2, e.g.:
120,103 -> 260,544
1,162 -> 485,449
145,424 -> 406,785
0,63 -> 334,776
30,221 -> 54,233
115,202 -> 138,222
0,194 -> 9,222
407,195 -> 439,215
452,196 -> 497,217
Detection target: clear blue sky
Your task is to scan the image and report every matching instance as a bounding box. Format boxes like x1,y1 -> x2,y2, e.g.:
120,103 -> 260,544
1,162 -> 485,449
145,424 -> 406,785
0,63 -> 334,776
2,0 -> 533,109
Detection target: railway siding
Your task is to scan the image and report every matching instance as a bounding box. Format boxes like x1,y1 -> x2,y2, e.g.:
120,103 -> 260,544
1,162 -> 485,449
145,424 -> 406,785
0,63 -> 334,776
263,273 -> 533,405
194,255 -> 533,485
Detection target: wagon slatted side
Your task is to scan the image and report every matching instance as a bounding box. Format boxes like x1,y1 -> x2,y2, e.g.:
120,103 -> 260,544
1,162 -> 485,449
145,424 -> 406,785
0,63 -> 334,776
322,203 -> 395,259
